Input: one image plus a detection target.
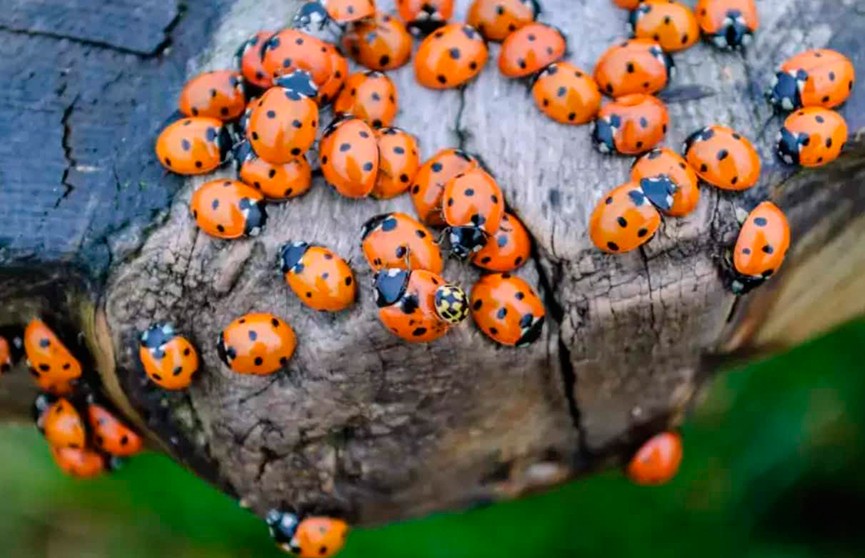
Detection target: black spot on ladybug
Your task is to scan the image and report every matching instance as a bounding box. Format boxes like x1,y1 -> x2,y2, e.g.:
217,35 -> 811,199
415,228 -> 427,238
283,58 -> 293,68
470,61 -> 479,71
220,107 -> 229,116
395,246 -> 407,258
464,188 -> 475,197
212,199 -> 220,210
617,216 -> 628,228
449,48 -> 461,60
762,245 -> 774,254
497,308 -> 508,319
340,143 -> 351,152
172,366 -> 183,376
252,131 -> 259,140
826,138 -> 833,148
217,224 -> 225,233
181,139 -> 191,151
183,348 -> 191,356
481,256 -> 492,264
411,184 -> 420,194
717,149 -> 729,160
371,92 -> 381,102
822,95 -> 830,103
431,162 -> 443,172
363,162 -> 374,171
700,163 -> 708,173
152,373 -> 163,381
195,161 -> 203,169
636,141 -> 643,149
473,299 -> 483,311
518,59 -> 527,69
254,356 -> 264,366
39,338 -> 50,348
39,363 -> 50,371
345,276 -> 353,286
491,194 -> 499,203
322,156 -> 329,165
248,330 -> 258,341
412,327 -> 427,337
291,119 -> 303,128
682,34 -> 689,44
490,327 -> 499,335
380,55 -> 391,67
400,173 -> 410,183
637,228 -> 649,238
627,62 -> 635,73
164,158 -> 172,167
372,119 -> 383,128
606,83 -> 614,94
607,241 -> 620,251
639,117 -> 648,128
731,176 -> 739,185
437,75 -> 448,84
754,217 -> 767,227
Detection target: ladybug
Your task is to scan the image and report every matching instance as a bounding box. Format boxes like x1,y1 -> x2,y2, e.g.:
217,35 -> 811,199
414,24 -> 488,90
41,398 -> 86,449
629,0 -> 699,53
235,31 -> 274,90
0,335 -> 12,374
217,313 -> 297,375
683,125 -> 761,191
156,117 -> 231,175
592,93 -> 669,155
319,116 -> 380,198
631,148 -> 700,217
88,402 -> 143,457
51,446 -> 107,479
767,49 -> 855,112
410,148 -> 480,226
361,212 -> 443,273
235,142 -> 312,200
531,62 -> 601,125
266,511 -> 349,558
627,431 -> 683,485
343,13 -> 413,71
334,71 -> 399,128
139,323 -> 200,390
317,43 -> 349,106
467,0 -> 539,42
729,201 -> 790,294
470,273 -> 545,347
593,39 -> 673,98
442,168 -> 506,258
589,178 -> 675,253
397,0 -> 454,34
178,70 -> 246,121
373,127 -> 420,199
190,179 -> 267,239
279,242 -> 357,312
471,212 -> 531,272
24,319 -> 82,395
246,70 -> 319,164
261,29 -> 332,86
498,23 -> 566,79
777,107 -> 847,168
374,268 -> 468,343
322,0 -> 376,24
695,0 -> 758,50
613,0 -> 643,8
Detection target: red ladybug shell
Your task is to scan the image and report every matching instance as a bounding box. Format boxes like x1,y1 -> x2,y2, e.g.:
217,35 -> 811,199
236,31 -> 274,90
178,70 -> 246,121
375,269 -> 451,343
0,335 -> 11,374
279,243 -> 357,312
695,0 -> 758,50
631,148 -> 700,217
324,0 -> 376,24
246,85 -> 319,164
319,117 -> 380,198
139,323 -> 200,390
594,39 -> 672,98
88,404 -> 143,457
317,44 -> 348,106
589,181 -> 661,253
683,125 -> 761,191
777,107 -> 847,168
361,212 -> 443,273
442,168 -> 506,247
733,201 -> 790,281
334,71 -> 398,128
771,49 -> 856,111
291,517 -> 350,558
592,93 -> 668,155
42,398 -> 86,449
156,117 -> 229,175
629,0 -> 699,53
532,62 -> 602,125
470,273 -> 545,347
627,431 -> 683,485
498,23 -> 566,79
24,319 -> 82,395
467,0 -> 538,42
373,127 -> 420,199
51,446 -> 106,479
414,24 -> 488,89
613,0 -> 642,8
397,0 -> 454,32
471,212 -> 532,271
190,179 -> 267,239
261,29 -> 332,86
343,13 -> 413,71
217,313 -> 297,375
237,145 -> 312,200
411,148 -> 480,226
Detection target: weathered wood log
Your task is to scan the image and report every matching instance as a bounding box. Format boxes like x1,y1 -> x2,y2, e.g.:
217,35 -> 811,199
2,0 -> 865,527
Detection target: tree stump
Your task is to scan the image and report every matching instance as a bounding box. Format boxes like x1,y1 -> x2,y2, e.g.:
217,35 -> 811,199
2,0 -> 865,526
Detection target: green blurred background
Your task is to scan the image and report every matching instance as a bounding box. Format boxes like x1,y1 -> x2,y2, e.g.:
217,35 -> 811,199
2,321 -> 865,558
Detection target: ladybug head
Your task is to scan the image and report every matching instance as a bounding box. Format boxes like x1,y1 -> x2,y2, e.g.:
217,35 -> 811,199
140,323 -> 176,349
373,268 -> 410,308
776,127 -> 804,166
291,1 -> 331,30
716,9 -> 752,50
591,115 -> 620,155
266,509 -> 300,546
766,70 -> 803,112
239,198 -> 267,237
275,70 -> 318,99
232,140 -> 256,170
278,241 -> 310,274
360,212 -> 395,241
516,313 -> 545,348
216,124 -> 236,163
639,176 -> 677,212
447,226 -> 488,259
434,285 -> 469,325
32,393 -> 56,430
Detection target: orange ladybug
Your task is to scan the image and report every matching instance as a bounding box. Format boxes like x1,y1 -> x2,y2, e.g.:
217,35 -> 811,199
246,71 -> 319,164
627,431 -> 683,485
24,319 -> 82,395
317,43 -> 349,106
51,446 -> 107,479
730,201 -> 790,294
41,398 -> 86,449
498,23 -> 566,79
235,142 -> 312,200
442,168 -> 506,258
592,93 -> 668,155
319,117 -> 380,198
471,212 -> 532,272
372,127 -> 420,199
593,39 -> 673,98
531,62 -> 602,125
410,148 -> 480,226
217,313 -> 297,375
88,403 -> 143,457
589,178 -> 675,253
0,335 -> 12,374
397,0 -> 454,34
467,0 -> 539,42
178,70 -> 246,121
139,323 -> 200,390
261,29 -> 332,86
470,273 -> 545,347
361,212 -> 443,273
334,71 -> 398,128
777,107 -> 847,168
156,117 -> 230,175
695,0 -> 758,50
628,0 -> 699,53
414,23 -> 488,89
343,13 -> 413,71
279,242 -> 357,312
683,125 -> 761,191
236,31 -> 274,90
374,269 -> 468,343
613,0 -> 643,8
631,148 -> 700,217
190,179 -> 266,239
324,0 -> 376,24
767,49 -> 856,112
266,511 -> 350,558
